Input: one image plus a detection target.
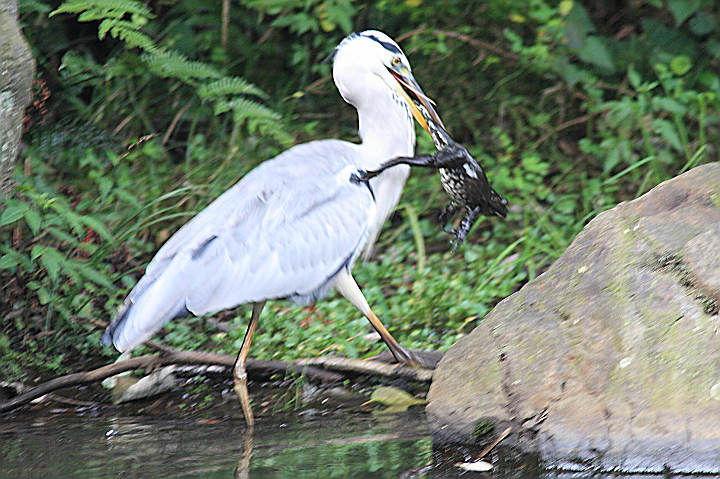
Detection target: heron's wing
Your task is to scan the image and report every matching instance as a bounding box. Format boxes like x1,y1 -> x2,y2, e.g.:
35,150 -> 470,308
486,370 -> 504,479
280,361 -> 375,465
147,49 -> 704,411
184,155 -> 375,313
108,140 -> 374,351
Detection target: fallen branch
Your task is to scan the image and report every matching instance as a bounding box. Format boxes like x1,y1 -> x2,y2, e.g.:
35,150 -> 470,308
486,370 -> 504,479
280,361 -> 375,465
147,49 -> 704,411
0,352 -> 334,413
296,357 -> 434,383
0,349 -> 438,413
1,355 -> 162,413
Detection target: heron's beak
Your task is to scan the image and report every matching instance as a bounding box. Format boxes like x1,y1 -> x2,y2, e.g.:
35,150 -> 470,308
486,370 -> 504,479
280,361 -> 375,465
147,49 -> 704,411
388,65 -> 444,135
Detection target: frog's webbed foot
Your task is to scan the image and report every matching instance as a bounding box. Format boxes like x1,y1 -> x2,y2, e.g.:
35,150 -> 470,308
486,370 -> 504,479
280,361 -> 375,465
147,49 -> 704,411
450,206 -> 482,252
350,169 -> 371,183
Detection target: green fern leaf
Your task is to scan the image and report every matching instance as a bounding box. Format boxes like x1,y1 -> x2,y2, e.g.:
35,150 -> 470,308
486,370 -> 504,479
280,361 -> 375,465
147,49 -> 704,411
197,77 -> 267,100
229,97 -> 280,122
78,10 -> 123,22
143,51 -> 222,80
52,0 -> 152,19
117,29 -> 156,51
98,18 -> 118,39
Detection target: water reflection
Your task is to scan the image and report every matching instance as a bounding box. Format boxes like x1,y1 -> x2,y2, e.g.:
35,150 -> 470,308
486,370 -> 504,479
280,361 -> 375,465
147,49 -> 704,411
0,411 -> 433,478
5,410 -> 696,478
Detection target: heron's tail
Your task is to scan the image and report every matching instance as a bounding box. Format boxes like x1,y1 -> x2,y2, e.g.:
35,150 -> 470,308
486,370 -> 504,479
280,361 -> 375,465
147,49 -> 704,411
102,259 -> 190,352
102,303 -> 131,347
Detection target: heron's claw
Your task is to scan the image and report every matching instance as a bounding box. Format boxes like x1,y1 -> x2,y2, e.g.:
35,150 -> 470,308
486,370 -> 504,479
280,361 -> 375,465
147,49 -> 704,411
393,346 -> 431,368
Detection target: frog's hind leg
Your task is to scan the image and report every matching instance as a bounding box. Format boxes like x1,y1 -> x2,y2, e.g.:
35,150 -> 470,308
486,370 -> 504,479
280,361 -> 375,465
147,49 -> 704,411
450,206 -> 482,252
359,154 -> 439,180
438,203 -> 459,234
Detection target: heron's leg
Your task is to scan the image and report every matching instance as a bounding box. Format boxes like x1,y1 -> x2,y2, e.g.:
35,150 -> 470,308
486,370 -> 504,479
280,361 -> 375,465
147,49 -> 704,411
234,429 -> 254,479
333,269 -> 425,367
233,301 -> 266,425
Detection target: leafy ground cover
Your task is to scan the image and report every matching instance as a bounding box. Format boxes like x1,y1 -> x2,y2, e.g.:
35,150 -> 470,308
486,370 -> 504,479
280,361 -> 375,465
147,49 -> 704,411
2,0 -> 719,381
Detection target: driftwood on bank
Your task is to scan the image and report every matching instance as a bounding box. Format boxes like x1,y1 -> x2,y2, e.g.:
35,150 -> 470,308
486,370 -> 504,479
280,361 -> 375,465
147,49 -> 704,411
296,357 -> 433,382
0,348 -> 438,413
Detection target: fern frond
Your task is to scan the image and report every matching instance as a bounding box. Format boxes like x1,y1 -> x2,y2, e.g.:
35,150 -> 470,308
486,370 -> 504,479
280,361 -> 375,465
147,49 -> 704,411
78,9 -> 124,21
197,77 -> 267,100
142,51 -> 222,81
230,98 -> 280,122
98,18 -> 129,39
53,0 -> 156,51
116,29 -> 157,51
211,97 -> 278,121
51,0 -> 153,19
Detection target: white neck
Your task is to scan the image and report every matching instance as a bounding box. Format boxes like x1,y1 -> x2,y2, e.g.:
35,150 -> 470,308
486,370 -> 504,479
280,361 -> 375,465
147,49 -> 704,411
330,32 -> 420,256
355,87 -> 415,167
351,82 -> 415,255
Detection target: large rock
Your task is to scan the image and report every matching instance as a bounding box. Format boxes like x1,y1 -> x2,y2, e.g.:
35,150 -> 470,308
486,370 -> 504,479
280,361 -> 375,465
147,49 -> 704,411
427,163 -> 720,473
0,0 -> 35,197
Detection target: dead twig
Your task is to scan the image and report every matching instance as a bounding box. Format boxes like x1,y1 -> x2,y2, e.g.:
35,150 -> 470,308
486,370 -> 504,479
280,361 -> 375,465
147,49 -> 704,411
397,28 -> 520,62
162,100 -> 192,145
0,348 -> 438,413
221,0 -> 230,50
474,426 -> 512,461
532,114 -> 593,149
44,394 -> 99,408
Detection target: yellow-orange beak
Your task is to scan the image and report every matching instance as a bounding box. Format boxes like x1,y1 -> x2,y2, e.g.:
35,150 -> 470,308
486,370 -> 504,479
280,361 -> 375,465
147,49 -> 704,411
388,66 -> 444,136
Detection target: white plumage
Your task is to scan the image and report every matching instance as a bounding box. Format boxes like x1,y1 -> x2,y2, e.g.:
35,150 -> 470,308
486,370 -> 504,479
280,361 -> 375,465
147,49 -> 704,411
109,141 -> 376,351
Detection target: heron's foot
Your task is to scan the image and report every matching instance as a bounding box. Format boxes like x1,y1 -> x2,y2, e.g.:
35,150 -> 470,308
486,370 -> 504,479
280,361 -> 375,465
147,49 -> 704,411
393,346 -> 431,369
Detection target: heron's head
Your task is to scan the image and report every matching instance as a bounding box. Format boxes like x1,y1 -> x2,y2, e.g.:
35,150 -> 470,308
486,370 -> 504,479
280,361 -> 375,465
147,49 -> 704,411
331,30 -> 443,136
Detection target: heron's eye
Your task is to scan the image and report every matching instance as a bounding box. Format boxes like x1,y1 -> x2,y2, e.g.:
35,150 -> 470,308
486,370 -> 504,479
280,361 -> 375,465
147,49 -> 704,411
391,57 -> 402,67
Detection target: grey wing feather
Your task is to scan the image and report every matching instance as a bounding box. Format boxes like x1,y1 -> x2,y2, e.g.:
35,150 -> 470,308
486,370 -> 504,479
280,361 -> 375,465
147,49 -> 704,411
106,140 -> 375,352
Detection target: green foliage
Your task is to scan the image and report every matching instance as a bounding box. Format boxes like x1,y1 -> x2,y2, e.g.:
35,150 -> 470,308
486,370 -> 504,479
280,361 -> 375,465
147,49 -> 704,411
51,0 -> 157,51
6,0 -> 720,379
244,0 -> 355,34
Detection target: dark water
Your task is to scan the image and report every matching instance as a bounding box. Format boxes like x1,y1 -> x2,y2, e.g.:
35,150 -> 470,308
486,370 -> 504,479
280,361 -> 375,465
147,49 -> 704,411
1,411 -> 441,478
3,410 -> 712,478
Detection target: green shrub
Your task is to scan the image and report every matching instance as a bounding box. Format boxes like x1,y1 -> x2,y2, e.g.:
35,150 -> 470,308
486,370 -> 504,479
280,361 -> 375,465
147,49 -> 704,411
4,0 -> 719,377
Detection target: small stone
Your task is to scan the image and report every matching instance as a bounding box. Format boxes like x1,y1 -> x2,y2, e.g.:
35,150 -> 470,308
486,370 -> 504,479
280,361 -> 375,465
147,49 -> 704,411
455,460 -> 492,472
619,357 -> 633,368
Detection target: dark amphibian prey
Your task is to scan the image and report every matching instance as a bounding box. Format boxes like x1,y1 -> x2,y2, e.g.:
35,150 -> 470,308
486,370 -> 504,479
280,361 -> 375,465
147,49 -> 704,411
355,108 -> 507,250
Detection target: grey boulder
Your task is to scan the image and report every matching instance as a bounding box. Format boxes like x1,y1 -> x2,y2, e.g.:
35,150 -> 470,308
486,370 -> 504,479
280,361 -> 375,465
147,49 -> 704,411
427,162 -> 720,473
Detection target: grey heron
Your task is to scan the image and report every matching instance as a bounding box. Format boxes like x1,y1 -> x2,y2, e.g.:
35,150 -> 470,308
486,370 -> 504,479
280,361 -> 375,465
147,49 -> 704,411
103,30 -> 442,420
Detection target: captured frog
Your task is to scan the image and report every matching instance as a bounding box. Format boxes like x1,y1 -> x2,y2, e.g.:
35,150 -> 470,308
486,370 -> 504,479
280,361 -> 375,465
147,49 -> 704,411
354,107 -> 507,251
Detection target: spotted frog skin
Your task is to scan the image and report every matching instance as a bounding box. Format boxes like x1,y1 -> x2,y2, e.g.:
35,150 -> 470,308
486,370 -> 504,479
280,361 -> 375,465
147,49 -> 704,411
354,114 -> 507,251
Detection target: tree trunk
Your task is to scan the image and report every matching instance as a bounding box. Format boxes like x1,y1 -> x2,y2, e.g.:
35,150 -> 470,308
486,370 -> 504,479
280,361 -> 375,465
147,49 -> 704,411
0,0 -> 34,198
